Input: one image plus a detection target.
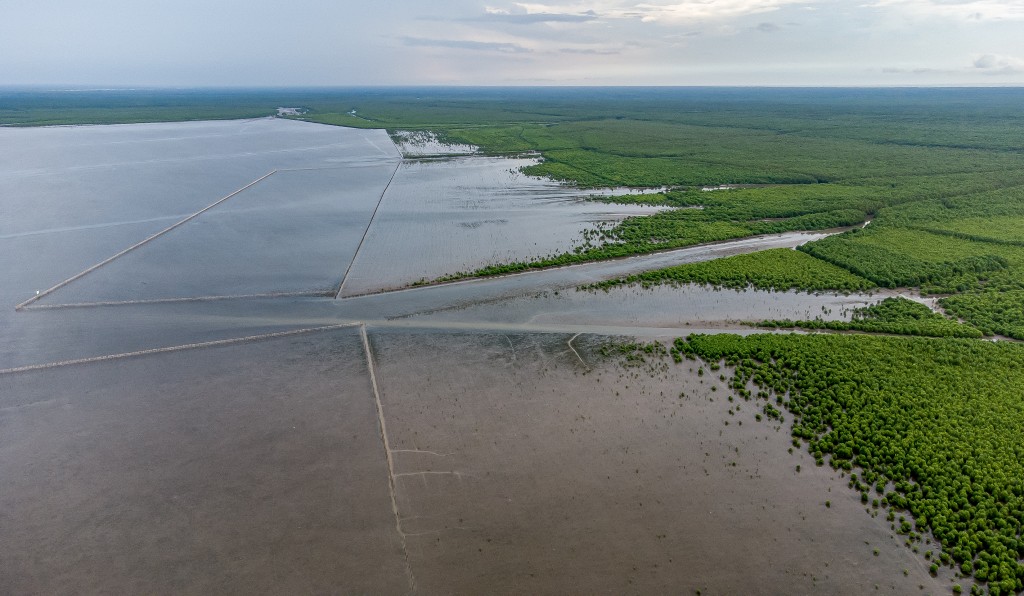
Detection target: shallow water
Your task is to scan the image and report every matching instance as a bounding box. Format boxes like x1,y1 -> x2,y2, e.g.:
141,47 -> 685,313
391,130 -> 477,156
8,121 -> 672,308
409,284 -> 882,328
0,232 -> 860,373
35,164 -> 399,305
1,119 -> 934,593
340,156 -> 666,295
0,325 -> 944,593
0,119 -> 864,373
0,119 -> 402,363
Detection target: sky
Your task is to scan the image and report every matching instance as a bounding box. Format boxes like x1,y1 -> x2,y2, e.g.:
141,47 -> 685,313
1,0 -> 1022,86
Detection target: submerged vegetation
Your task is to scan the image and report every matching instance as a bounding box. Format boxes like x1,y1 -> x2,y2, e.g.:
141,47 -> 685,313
758,297 -> 983,339
674,333 -> 1024,595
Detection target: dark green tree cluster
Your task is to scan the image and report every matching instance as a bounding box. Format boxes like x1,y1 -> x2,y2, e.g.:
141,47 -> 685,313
941,292 -> 1024,340
587,248 -> 874,293
798,232 -> 1009,291
673,333 -> 1024,594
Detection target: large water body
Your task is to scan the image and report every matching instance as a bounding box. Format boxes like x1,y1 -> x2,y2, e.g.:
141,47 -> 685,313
0,117 -> 885,371
1,118 -> 909,591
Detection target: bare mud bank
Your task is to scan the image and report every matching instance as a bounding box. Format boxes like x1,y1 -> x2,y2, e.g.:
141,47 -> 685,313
367,329 -> 946,594
0,327 -> 407,593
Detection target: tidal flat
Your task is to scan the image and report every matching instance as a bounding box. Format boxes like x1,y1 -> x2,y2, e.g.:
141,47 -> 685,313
0,117 -> 954,593
338,156 -> 667,296
0,327 -> 945,594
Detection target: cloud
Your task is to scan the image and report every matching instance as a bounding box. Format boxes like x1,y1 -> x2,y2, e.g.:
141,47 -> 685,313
559,47 -> 621,54
881,66 -> 954,74
400,37 -> 531,53
479,8 -> 599,23
491,1 -> 816,23
756,21 -> 782,31
867,0 -> 1024,21
974,54 -> 999,68
881,54 -> 1024,76
663,31 -> 702,39
972,53 -> 1024,73
633,0 -> 813,21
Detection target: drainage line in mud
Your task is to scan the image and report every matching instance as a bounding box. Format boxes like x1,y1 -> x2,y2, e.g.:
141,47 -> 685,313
567,332 -> 590,370
0,323 -> 357,376
15,170 -> 278,311
360,324 -> 417,592
335,160 -> 403,298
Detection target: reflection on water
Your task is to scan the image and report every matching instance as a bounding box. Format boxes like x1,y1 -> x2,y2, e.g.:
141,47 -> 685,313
339,156 -> 667,296
2,118 -> 865,372
35,165 -> 399,305
0,119 -> 399,366
0,119 -> 948,593
391,130 -> 477,156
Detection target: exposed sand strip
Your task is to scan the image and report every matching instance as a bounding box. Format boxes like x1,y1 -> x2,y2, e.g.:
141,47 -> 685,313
567,332 -> 590,370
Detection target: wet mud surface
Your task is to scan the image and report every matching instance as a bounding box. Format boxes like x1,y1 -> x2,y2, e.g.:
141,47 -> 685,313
0,328 -> 408,594
367,330 -> 945,594
0,120 -> 945,594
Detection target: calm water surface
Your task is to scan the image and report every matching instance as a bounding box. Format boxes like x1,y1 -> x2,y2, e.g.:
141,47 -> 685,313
1,118 -> 866,370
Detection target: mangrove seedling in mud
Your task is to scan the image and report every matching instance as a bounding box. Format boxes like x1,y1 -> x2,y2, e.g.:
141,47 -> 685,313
673,333 -> 1024,595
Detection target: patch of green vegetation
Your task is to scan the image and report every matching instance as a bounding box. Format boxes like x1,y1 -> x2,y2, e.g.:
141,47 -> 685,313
446,151 -> 1024,288
788,189 -> 1024,334
673,333 -> 1024,594
598,340 -> 668,363
511,118 -> 1024,188
918,217 -> 1024,247
940,291 -> 1024,340
437,202 -> 873,283
586,248 -> 875,293
0,89 -> 281,126
758,297 -> 983,339
798,228 -> 1012,292
9,87 -> 1024,349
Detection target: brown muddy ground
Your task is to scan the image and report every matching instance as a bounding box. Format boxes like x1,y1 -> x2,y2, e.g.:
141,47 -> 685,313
368,329 -> 948,595
1,120 -> 961,594
1,325 -> 955,594
0,327 -> 408,594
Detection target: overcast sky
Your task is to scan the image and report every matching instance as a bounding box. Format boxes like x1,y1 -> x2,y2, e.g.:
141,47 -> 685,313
1,0 -> 1022,86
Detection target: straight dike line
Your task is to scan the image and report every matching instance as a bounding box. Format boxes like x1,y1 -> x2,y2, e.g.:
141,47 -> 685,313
360,324 -> 417,592
19,290 -> 330,311
0,323 -> 357,376
335,160 -> 403,298
15,170 -> 278,311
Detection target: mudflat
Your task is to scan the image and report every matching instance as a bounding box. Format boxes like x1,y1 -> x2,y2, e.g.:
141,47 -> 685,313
0,327 -> 945,593
0,328 -> 408,593
367,329 -> 945,594
0,118 -> 956,594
